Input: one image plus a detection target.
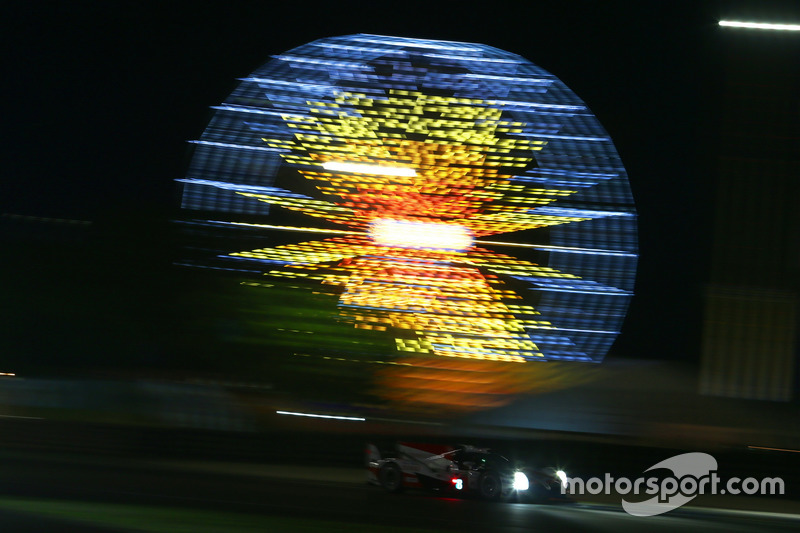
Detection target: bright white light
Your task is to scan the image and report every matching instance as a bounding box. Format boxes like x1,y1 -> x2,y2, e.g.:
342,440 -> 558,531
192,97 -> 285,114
719,20 -> 800,31
275,410 -> 365,421
556,470 -> 568,488
370,219 -> 474,251
322,161 -> 417,177
513,472 -> 529,491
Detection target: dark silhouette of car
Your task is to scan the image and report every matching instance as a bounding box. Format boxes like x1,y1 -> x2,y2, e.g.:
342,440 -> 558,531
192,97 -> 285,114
367,442 -> 568,501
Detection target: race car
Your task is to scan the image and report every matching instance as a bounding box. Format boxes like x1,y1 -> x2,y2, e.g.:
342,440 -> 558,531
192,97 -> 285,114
366,442 -> 569,501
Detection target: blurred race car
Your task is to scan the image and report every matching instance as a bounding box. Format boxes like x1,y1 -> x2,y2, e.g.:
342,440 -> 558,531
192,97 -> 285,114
366,442 -> 569,501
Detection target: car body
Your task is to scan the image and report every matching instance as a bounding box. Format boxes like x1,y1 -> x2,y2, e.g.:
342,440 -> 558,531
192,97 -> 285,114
366,442 -> 569,501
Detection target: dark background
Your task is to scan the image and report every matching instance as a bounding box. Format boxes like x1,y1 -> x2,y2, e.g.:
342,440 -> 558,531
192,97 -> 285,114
3,0 -> 799,376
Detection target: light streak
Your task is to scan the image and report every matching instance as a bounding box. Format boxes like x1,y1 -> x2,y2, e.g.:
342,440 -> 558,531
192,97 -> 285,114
370,219 -> 473,250
188,140 -> 286,152
350,34 -> 480,51
219,221 -> 359,235
276,410 -> 365,421
747,445 -> 800,453
476,239 -> 637,257
322,161 -> 417,177
719,20 -> 800,31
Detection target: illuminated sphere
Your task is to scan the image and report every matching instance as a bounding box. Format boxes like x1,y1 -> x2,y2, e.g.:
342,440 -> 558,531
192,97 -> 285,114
180,34 -> 638,364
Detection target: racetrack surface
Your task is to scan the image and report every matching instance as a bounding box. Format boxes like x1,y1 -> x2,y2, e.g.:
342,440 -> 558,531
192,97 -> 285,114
1,450 -> 798,533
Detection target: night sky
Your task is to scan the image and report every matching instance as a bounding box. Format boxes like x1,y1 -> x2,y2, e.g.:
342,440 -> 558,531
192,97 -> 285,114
4,1 -> 800,374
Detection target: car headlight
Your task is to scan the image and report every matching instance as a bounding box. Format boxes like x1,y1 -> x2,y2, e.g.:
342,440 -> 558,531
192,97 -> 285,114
513,471 -> 529,491
556,470 -> 567,488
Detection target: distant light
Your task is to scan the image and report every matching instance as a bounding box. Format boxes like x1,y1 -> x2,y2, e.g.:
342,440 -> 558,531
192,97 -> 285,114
0,372 -> 15,377
322,161 -> 417,177
719,20 -> 800,31
275,410 -> 365,421
513,471 -> 529,491
370,219 -> 474,251
556,470 -> 568,488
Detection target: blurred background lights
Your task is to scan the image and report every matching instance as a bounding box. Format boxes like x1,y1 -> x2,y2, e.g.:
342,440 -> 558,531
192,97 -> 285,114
179,34 -> 638,410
